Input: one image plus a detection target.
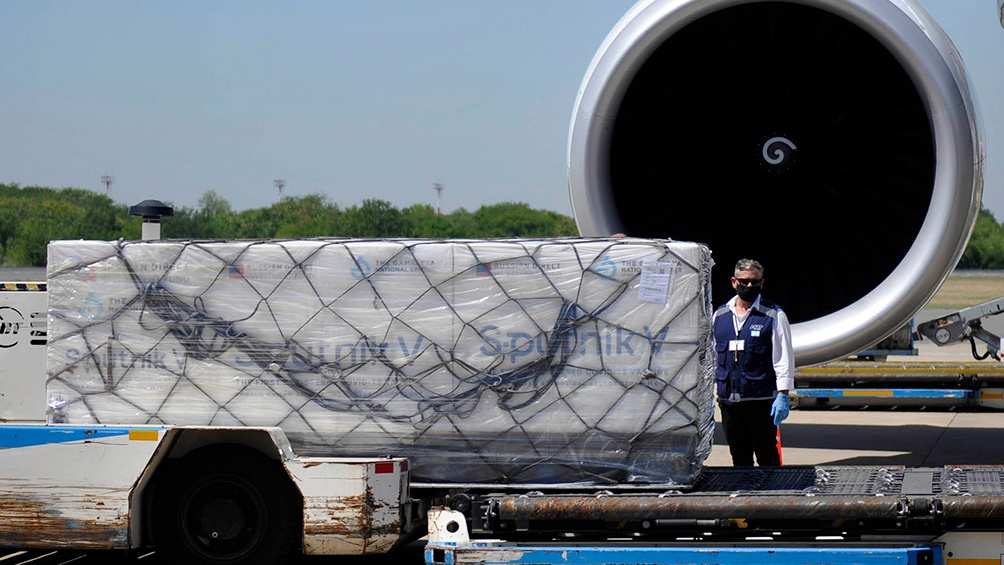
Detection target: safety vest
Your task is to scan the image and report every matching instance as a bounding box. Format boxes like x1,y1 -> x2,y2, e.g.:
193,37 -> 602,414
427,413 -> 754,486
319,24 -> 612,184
713,298 -> 781,402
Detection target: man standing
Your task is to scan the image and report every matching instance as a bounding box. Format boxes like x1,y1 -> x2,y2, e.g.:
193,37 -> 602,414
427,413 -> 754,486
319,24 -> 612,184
713,259 -> 794,466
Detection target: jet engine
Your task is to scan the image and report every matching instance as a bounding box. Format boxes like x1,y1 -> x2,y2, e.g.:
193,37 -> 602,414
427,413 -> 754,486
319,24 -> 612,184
568,0 -> 983,365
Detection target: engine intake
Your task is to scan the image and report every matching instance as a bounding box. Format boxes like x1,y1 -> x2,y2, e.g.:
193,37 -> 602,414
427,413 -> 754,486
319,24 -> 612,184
569,0 -> 982,365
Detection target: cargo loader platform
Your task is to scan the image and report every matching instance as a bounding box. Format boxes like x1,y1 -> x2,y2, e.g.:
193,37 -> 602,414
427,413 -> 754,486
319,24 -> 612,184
430,465 -> 1004,542
794,363 -> 1004,410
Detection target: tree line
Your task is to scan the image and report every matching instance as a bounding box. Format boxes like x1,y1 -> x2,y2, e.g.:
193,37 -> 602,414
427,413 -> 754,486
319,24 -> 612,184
0,184 -> 577,266
2,183 -> 1004,269
960,208 -> 1004,269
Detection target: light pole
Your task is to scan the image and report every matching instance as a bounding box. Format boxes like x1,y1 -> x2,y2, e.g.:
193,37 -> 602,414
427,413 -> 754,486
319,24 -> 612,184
101,175 -> 113,196
433,182 -> 444,215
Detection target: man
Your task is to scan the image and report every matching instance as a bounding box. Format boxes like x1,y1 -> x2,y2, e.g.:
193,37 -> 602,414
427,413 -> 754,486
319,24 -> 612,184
712,259 -> 794,466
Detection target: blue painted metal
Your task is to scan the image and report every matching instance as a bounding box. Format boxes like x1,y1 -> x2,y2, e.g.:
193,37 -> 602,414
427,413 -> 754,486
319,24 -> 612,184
425,543 -> 940,565
796,388 -> 972,399
0,424 -> 159,449
855,349 -> 919,358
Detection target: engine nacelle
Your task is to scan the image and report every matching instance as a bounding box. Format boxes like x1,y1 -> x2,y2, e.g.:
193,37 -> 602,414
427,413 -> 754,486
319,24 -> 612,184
569,0 -> 983,365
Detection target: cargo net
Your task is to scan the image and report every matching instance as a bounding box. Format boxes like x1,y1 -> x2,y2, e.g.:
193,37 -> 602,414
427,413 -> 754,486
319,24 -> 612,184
47,238 -> 715,485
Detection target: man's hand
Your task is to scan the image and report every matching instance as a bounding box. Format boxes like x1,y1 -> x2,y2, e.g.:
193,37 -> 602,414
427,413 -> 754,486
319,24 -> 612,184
770,393 -> 790,426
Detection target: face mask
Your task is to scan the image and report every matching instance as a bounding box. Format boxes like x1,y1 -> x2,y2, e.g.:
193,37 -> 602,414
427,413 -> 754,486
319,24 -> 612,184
736,283 -> 761,302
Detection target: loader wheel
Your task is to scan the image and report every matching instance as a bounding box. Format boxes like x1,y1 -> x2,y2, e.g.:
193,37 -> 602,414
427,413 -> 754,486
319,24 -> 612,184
155,448 -> 299,565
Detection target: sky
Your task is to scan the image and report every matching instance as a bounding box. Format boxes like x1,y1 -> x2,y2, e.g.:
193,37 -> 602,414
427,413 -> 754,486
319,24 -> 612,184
1,1 -> 1002,219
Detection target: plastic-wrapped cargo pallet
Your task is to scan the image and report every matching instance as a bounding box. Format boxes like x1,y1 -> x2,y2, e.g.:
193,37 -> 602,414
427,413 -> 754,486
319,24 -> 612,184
46,237 -> 715,485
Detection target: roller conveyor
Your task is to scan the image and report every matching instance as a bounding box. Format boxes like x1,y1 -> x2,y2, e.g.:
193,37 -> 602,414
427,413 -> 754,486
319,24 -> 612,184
447,466 -> 1004,541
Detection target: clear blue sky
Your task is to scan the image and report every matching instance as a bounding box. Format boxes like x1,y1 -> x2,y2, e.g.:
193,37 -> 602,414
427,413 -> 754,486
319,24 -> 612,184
1,1 -> 1002,219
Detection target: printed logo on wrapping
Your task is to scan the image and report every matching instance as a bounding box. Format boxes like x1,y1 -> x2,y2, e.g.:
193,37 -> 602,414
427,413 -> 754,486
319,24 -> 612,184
593,254 -> 647,279
375,256 -> 441,274
638,260 -> 679,304
126,262 -> 194,284
593,254 -> 618,278
350,257 -> 373,280
227,337 -> 431,375
480,323 -> 676,363
63,345 -> 185,372
81,292 -> 106,320
350,255 -> 440,280
477,259 -> 561,277
227,261 -> 314,282
79,292 -> 135,320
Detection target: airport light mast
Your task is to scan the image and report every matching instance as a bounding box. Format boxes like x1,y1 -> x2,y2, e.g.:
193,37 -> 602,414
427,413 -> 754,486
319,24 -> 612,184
101,175 -> 113,196
433,182 -> 444,215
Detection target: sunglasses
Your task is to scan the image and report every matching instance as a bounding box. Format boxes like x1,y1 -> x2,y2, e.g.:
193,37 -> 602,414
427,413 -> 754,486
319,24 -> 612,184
734,278 -> 762,286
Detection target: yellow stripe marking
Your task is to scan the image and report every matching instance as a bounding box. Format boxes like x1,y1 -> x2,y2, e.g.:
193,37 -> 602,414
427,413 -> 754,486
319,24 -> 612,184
843,389 -> 895,397
980,391 -> 1004,400
0,282 -> 46,292
129,429 -> 159,441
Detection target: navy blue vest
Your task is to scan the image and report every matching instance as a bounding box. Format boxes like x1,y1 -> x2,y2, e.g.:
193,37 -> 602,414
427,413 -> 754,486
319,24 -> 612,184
713,298 -> 781,402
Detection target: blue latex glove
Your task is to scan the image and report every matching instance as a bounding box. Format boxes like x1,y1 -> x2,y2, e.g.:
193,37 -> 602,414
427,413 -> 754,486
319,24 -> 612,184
770,393 -> 790,426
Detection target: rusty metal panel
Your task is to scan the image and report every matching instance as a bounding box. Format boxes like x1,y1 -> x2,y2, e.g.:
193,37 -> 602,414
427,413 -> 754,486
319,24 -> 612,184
367,459 -> 406,554
287,457 -> 406,555
0,485 -> 129,549
0,425 -> 164,549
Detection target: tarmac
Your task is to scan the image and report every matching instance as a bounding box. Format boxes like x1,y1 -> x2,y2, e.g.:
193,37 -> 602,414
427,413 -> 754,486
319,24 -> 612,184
708,337 -> 1004,467
709,400 -> 1004,467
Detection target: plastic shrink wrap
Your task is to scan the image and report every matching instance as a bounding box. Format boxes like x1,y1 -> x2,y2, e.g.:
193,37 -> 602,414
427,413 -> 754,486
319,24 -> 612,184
47,238 -> 714,485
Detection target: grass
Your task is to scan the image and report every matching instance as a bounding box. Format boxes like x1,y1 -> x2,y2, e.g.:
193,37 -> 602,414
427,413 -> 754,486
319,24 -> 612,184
927,272 -> 1004,309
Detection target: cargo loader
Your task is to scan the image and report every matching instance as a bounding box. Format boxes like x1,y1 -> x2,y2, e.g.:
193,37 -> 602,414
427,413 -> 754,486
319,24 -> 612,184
2,227 -> 720,563
795,299 -> 1004,411
421,466 -> 1004,564
0,279 -> 420,561
2,252 -> 426,562
7,278 -> 1004,565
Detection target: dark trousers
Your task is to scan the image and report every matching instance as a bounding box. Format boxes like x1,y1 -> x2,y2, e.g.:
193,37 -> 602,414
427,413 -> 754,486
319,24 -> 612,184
719,399 -> 781,467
